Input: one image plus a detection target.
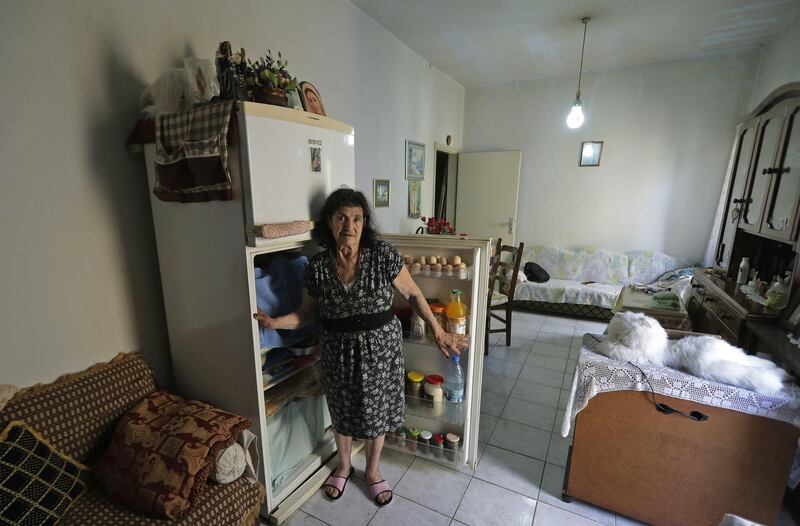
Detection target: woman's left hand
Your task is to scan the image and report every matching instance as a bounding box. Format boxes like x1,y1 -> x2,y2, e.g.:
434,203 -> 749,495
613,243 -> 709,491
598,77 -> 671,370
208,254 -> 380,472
434,329 -> 469,358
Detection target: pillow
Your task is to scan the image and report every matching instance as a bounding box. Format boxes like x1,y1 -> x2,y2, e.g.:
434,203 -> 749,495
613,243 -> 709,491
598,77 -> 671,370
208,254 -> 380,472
95,390 -> 250,519
210,442 -> 247,484
524,262 -> 550,283
0,420 -> 91,525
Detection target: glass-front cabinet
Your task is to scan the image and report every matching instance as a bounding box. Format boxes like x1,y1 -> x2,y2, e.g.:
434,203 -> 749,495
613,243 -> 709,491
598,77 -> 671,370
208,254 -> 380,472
763,101 -> 800,241
715,119 -> 758,266
737,99 -> 800,242
740,107 -> 785,232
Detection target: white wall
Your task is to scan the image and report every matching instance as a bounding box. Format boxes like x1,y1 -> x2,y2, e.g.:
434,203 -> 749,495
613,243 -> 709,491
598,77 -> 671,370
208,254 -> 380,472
751,15 -> 800,106
463,54 -> 757,262
0,0 -> 463,387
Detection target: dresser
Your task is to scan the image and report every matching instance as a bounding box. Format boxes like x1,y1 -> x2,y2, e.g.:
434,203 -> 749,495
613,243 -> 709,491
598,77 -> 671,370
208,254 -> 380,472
687,270 -> 779,346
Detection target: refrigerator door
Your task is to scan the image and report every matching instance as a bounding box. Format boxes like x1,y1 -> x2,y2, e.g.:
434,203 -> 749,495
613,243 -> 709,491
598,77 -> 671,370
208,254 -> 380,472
382,234 -> 491,469
236,102 -> 355,244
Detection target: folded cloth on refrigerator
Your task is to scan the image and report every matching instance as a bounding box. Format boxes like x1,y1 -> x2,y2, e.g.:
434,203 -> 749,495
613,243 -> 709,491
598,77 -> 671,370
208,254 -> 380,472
256,254 -> 319,350
254,221 -> 313,240
153,100 -> 235,202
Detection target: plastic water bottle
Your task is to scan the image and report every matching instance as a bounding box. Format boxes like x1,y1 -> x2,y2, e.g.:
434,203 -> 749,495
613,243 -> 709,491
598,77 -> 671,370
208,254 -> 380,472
445,355 -> 464,403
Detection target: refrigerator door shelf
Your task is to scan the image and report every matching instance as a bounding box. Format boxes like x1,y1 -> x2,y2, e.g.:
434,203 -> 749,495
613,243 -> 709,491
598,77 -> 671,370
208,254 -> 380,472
384,436 -> 463,464
409,265 -> 473,281
405,395 -> 465,425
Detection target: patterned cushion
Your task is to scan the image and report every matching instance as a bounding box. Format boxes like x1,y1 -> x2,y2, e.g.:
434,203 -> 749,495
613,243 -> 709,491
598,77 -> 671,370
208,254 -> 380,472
60,478 -> 265,526
626,250 -> 690,284
0,353 -> 156,464
0,420 -> 91,525
491,291 -> 509,307
95,390 -> 250,519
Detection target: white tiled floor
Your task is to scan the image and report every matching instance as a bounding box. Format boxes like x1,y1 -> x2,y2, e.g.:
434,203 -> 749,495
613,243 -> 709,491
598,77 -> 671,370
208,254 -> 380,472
272,311 -> 798,526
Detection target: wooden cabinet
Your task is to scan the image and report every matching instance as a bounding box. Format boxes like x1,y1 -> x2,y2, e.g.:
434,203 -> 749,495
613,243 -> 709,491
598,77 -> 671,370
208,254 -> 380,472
714,119 -> 758,266
688,271 -> 778,347
763,100 -> 800,240
712,85 -> 800,270
738,99 -> 800,241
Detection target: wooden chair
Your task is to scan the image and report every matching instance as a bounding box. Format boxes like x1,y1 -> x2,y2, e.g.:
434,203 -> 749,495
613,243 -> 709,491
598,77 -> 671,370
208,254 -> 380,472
486,240 -> 524,352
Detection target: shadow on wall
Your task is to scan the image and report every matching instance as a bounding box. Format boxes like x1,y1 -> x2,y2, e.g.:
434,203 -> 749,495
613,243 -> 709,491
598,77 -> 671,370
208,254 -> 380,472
85,34 -> 173,387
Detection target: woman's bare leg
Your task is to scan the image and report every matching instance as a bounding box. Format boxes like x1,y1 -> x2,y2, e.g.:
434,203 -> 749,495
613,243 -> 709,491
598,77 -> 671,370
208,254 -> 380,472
364,435 -> 391,504
326,432 -> 353,498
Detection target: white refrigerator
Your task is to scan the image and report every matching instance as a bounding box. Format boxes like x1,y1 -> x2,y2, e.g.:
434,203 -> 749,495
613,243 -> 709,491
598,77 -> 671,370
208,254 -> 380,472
142,102 -> 489,523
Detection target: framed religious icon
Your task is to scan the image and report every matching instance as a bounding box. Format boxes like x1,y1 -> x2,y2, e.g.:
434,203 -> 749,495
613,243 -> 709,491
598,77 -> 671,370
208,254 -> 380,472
405,140 -> 425,180
373,179 -> 390,208
579,141 -> 603,167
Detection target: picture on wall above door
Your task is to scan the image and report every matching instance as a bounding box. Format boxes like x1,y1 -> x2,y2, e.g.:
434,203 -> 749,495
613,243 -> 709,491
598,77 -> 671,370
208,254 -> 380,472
579,141 -> 603,167
408,180 -> 422,218
373,179 -> 390,208
405,140 -> 426,180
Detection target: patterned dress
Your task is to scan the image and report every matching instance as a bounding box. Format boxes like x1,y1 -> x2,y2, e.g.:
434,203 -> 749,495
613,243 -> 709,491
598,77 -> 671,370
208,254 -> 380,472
305,240 -> 405,439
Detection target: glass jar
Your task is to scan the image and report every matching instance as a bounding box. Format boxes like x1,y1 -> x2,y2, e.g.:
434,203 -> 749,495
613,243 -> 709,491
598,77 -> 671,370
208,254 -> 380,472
432,433 -> 445,458
444,432 -> 461,462
418,430 -> 432,452
407,427 -> 421,452
430,304 -> 447,332
405,371 -> 424,408
424,374 -> 444,416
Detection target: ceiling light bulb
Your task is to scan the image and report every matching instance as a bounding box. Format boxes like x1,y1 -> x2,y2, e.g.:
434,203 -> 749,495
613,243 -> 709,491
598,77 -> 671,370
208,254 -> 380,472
567,100 -> 584,129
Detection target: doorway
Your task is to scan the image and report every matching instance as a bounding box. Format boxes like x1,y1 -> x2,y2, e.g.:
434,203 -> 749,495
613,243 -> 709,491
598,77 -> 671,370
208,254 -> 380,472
433,144 -> 458,225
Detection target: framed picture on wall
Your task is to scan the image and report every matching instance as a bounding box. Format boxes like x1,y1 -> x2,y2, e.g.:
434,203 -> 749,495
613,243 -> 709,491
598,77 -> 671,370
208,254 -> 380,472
405,140 -> 426,180
373,179 -> 390,208
579,141 -> 603,167
408,180 -> 422,218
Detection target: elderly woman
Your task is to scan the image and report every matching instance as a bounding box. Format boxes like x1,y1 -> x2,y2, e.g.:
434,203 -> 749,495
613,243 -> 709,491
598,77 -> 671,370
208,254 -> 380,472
254,188 -> 467,506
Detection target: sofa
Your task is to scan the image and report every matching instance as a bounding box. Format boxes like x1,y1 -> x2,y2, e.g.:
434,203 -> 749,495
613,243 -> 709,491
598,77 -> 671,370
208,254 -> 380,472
514,246 -> 689,320
0,353 -> 265,525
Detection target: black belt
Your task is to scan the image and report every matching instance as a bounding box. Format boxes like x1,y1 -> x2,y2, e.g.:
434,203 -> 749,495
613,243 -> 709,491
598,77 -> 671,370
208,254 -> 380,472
321,310 -> 396,333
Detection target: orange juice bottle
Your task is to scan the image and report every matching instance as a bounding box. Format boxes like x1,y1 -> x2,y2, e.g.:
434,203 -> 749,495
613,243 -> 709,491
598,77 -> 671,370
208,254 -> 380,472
446,289 -> 468,335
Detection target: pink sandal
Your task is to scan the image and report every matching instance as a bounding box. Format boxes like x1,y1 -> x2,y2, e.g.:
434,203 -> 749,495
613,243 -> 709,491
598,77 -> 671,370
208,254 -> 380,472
322,466 -> 354,501
368,479 -> 393,506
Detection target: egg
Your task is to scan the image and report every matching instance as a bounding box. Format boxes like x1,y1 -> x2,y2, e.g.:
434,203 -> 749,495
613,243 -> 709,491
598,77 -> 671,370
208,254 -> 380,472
458,262 -> 467,269
445,264 -> 453,273
429,256 -> 438,265
419,256 -> 427,265
411,263 -> 421,273
440,256 -> 448,266
452,255 -> 462,265
434,263 -> 442,271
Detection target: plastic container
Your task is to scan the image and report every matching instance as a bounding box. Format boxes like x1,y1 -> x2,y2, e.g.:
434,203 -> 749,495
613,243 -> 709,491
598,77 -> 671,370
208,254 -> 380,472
737,257 -> 751,285
446,289 -> 468,335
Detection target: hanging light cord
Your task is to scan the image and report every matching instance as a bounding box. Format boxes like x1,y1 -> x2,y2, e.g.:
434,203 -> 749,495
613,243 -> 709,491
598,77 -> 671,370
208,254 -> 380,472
576,17 -> 590,98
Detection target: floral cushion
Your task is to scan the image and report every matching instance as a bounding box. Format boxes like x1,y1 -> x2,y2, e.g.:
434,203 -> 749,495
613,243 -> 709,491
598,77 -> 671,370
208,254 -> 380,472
626,250 -> 690,284
95,390 -> 250,519
523,246 -> 629,284
514,279 -> 623,308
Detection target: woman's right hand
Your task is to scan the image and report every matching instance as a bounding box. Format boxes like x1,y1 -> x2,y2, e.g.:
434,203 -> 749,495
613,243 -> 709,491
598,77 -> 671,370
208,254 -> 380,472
252,309 -> 275,329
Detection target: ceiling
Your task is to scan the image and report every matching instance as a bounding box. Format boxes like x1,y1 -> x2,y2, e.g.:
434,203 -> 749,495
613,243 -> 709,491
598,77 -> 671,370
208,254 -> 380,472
350,0 -> 800,87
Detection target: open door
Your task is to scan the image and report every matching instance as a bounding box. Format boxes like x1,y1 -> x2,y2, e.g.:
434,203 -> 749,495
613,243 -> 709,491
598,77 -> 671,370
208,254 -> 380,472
455,151 -> 522,244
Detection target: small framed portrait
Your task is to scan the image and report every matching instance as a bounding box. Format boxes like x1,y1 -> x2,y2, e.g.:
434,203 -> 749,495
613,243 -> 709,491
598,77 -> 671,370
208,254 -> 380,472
405,140 -> 426,180
408,180 -> 422,218
310,145 -> 322,173
579,141 -> 603,167
298,81 -> 326,116
373,179 -> 391,208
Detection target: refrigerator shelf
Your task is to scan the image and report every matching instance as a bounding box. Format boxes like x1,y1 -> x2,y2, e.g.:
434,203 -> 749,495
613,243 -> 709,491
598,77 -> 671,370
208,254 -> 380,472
383,435 -> 462,464
404,334 -> 472,350
409,265 -> 473,282
405,395 -> 464,424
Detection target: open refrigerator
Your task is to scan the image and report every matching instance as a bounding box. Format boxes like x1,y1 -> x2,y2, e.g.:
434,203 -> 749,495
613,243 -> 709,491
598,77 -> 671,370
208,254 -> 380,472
141,102 -> 489,523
